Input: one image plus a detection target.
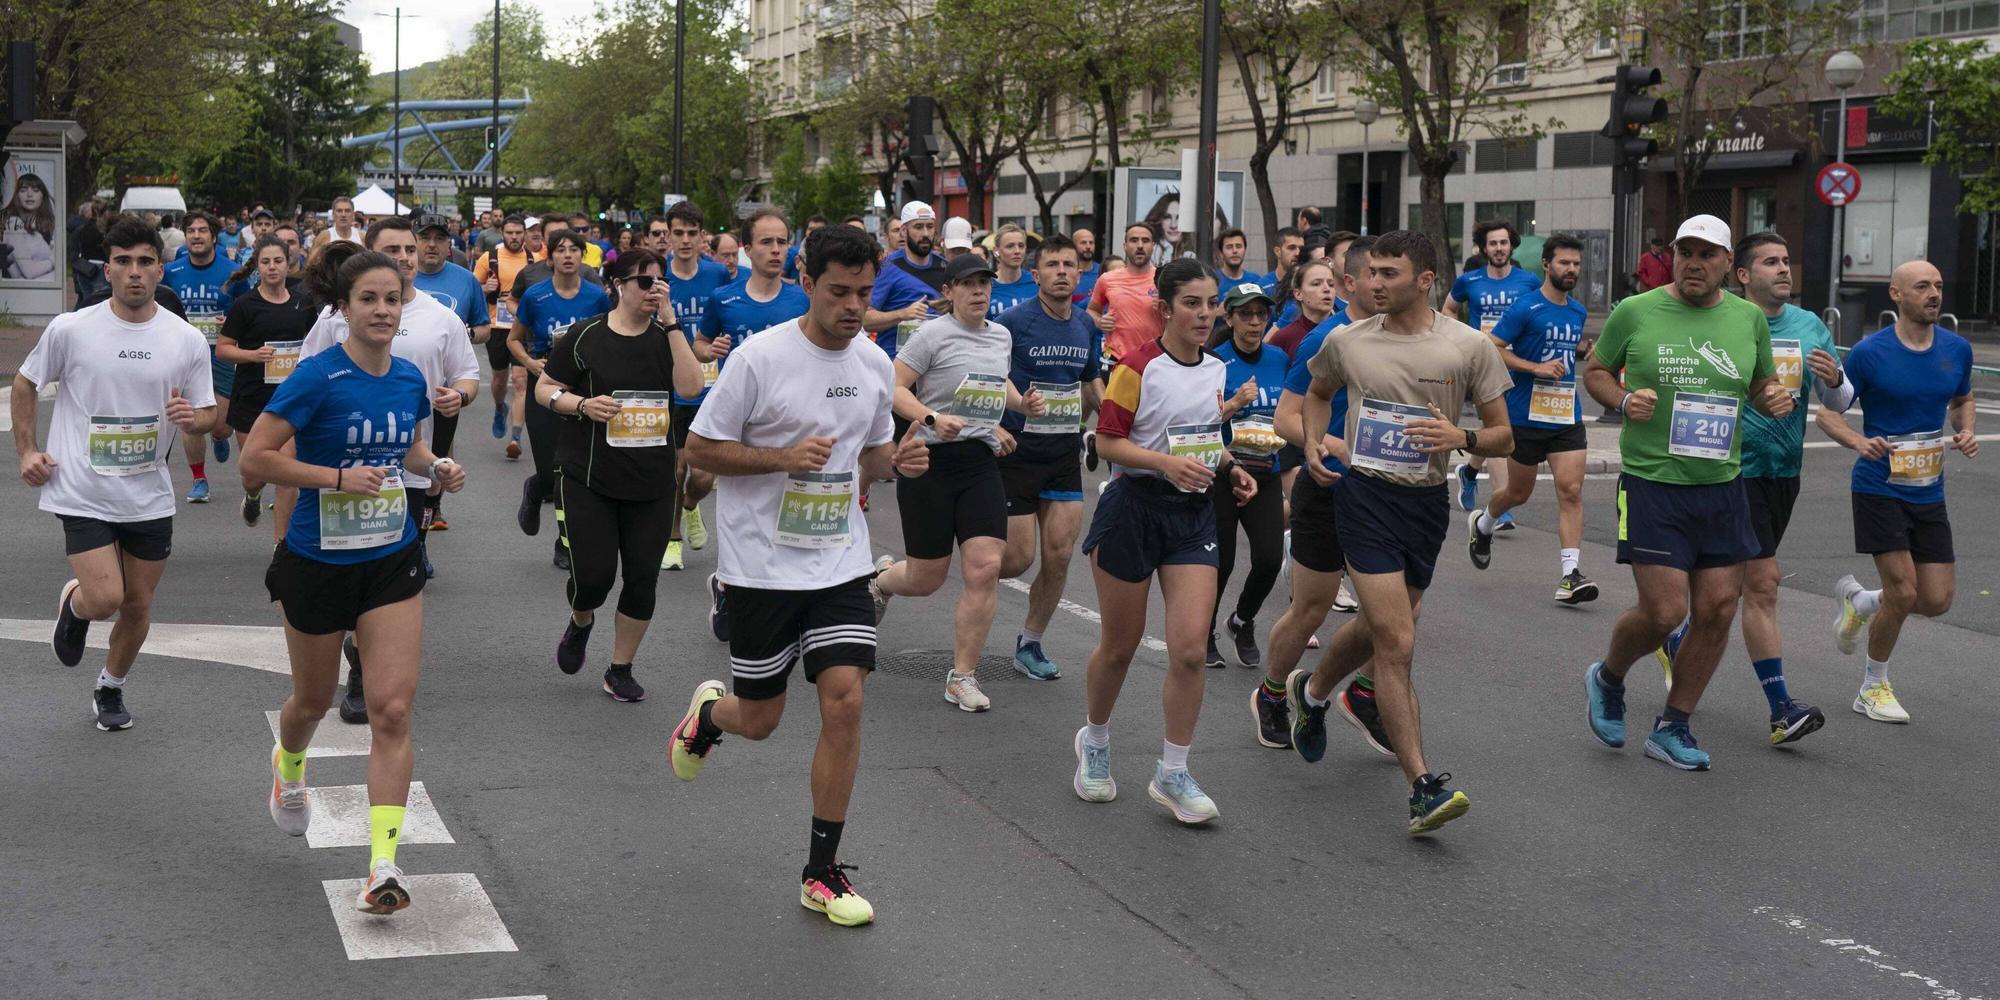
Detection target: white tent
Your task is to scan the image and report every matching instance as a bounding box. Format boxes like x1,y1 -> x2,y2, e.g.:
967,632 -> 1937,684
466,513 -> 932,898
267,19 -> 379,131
351,184 -> 409,217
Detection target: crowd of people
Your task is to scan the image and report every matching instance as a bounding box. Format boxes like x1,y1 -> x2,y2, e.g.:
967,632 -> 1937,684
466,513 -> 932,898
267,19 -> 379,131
12,192 -> 1977,928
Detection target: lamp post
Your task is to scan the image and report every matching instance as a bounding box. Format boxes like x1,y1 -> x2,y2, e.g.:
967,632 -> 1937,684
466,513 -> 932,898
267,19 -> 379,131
1354,98 -> 1380,235
373,8 -> 420,214
672,0 -> 686,195
491,0 -> 501,209
1825,49 -> 1863,331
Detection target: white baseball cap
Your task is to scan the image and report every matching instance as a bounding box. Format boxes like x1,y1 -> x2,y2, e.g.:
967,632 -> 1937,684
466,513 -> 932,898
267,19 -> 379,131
1673,214 -> 1731,250
941,216 -> 974,250
899,201 -> 936,225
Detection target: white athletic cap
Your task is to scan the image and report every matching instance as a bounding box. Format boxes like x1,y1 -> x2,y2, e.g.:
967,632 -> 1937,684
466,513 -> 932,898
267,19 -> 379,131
524,215 -> 541,229
1673,214 -> 1731,250
899,201 -> 936,224
941,216 -> 974,250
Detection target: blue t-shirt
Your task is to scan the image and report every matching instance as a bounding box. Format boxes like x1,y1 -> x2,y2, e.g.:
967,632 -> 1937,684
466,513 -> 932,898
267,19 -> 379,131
869,249 -> 948,360
1448,265 -> 1542,332
701,277 -> 811,378
265,348 -> 432,565
987,272 -> 1040,319
1214,339 -> 1290,473
1490,289 -> 1588,427
162,253 -> 237,321
1073,261 -> 1102,306
1285,309 -> 1351,474
412,263 -> 491,332
514,279 -> 613,357
995,297 -> 1101,462
783,243 -> 803,282
666,257 -> 733,404
1845,326 -> 1973,504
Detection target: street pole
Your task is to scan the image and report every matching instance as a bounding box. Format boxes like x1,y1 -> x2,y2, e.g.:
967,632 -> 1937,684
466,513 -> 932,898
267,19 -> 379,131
392,8 -> 401,213
1193,0 -> 1220,264
1831,89 -> 1848,326
491,0 -> 501,209
1355,99 -> 1379,236
672,0 -> 686,196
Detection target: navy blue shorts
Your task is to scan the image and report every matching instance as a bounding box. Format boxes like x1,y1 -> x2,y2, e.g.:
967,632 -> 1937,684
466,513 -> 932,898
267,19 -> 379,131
1082,476 -> 1217,583
1616,473 -> 1758,571
1286,474 -> 1345,574
1333,472 -> 1449,590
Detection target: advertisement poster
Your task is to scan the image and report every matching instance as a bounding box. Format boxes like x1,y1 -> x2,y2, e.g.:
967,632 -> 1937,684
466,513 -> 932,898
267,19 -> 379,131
1116,164 -> 1245,266
2,150 -> 64,288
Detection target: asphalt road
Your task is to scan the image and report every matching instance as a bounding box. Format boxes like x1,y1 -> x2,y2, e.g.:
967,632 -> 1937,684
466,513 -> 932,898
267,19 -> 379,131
2,389 -> 1996,1000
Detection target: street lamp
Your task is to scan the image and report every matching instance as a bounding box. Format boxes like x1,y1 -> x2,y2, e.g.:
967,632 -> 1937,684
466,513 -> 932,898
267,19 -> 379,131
1355,98 -> 1380,236
1825,49 -> 1863,331
373,8 -> 421,214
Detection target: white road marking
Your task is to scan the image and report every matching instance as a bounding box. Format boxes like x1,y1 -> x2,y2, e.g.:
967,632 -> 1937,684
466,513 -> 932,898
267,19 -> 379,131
465,996 -> 548,1000
321,872 -> 518,961
267,709 -> 372,758
305,782 -> 455,849
1752,906 -> 1988,1000
996,576 -> 1167,653
0,619 -> 291,674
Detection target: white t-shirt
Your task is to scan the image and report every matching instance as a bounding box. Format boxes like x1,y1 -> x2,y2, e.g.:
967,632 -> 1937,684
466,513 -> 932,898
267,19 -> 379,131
300,291 -> 479,489
19,301 -> 216,522
689,319 -> 895,590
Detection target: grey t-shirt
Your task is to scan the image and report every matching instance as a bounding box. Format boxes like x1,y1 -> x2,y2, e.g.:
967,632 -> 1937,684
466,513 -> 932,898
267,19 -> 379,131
895,313 -> 1013,449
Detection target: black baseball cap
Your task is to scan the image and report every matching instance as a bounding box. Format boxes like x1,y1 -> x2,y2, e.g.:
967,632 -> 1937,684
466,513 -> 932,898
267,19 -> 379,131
412,212 -> 452,235
943,253 -> 996,283
250,208 -> 276,220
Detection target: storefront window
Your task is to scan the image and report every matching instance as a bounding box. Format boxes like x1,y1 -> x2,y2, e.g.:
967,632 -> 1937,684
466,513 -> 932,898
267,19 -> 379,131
1745,188 -> 1777,235
1841,162 -> 1931,282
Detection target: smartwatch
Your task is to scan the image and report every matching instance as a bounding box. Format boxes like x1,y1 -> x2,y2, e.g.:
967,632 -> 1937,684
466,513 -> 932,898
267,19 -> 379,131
923,412 -> 937,427
549,389 -> 569,414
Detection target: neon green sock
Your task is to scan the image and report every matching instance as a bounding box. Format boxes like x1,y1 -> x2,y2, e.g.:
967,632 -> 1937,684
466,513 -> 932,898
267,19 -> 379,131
369,805 -> 406,868
277,745 -> 308,783
1261,677 -> 1286,698
1353,674 -> 1375,694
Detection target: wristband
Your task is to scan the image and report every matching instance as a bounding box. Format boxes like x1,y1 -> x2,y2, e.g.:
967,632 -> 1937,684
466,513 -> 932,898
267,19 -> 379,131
1464,427 -> 1478,453
1616,392 -> 1631,414
454,388 -> 470,407
549,389 -> 567,413
334,468 -> 343,492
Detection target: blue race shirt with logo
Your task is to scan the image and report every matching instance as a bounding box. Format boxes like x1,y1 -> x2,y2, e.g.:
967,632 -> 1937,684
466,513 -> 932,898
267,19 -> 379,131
412,262 -> 491,331
1285,309 -> 1351,474
1214,339 -> 1290,473
1489,289 -> 1588,426
1073,261 -> 1102,306
995,296 -> 1101,462
264,347 -> 432,564
162,254 -> 236,320
1845,325 -> 1973,504
666,256 -> 733,404
514,279 -> 612,357
701,277 -> 810,378
868,249 -> 948,361
1448,265 -> 1542,332
987,272 -> 1040,320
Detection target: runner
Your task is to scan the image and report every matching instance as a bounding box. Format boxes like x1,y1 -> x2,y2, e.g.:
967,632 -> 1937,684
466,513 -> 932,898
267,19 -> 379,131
1213,227 -> 1262,287
1259,227 -> 1305,325
871,254 -> 1046,712
1443,219 -> 1540,526
409,213 -> 490,533
1206,283 -> 1287,670
661,201 -> 732,572
985,223 -> 1040,318
1072,228 -> 1102,306
161,210 -> 239,503
1072,258 -> 1257,825
1086,222 -> 1162,365
861,201 -> 946,364
988,232 -> 1100,680
244,248 -> 466,915
1265,255 -> 1340,505
712,231 -> 741,281
215,234 -> 316,532
669,224 -> 928,927
1821,259 -> 1975,723
14,216 -> 216,731
511,231 -> 613,570
1465,234 -> 1598,603
473,215 -> 538,456
1580,214 -> 1792,771
315,196 -> 366,247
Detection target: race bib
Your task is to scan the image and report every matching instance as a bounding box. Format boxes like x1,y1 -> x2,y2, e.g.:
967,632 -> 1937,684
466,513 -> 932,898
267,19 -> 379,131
897,319 -> 922,345
318,471 -> 408,550
264,340 -> 304,384
1228,413 -> 1284,457
1167,422 -> 1226,489
494,298 -> 515,326
700,359 -> 721,389
1886,430 -> 1945,489
1350,398 -> 1430,476
1667,391 -> 1740,461
1480,315 -> 1500,336
1024,381 -> 1083,435
775,470 -> 855,549
192,315 -> 223,347
86,414 -> 163,477
1771,339 -> 1804,399
606,391 -> 673,448
948,372 -> 1008,432
1528,379 -> 1578,425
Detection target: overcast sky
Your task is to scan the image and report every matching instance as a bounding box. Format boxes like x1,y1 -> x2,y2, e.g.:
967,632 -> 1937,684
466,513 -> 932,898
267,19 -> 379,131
341,0 -> 600,74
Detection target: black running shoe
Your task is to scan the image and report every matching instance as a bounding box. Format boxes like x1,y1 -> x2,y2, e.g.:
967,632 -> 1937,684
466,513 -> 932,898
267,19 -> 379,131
1084,431 -> 1099,471
1286,670 -> 1330,763
1466,510 -> 1492,570
517,476 -> 542,536
707,573 -> 731,643
1204,633 -> 1226,669
338,637 -> 368,724
1252,687 -> 1292,749
1225,614 -> 1261,669
53,579 -> 88,667
553,536 -> 570,571
241,492 -> 262,527
1554,570 -> 1599,605
91,685 -> 132,731
556,617 -> 593,675
1337,682 -> 1396,757
603,664 -> 646,702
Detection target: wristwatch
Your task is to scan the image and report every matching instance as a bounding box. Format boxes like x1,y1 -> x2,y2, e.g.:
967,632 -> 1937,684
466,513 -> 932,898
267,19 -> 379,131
923,412 -> 937,427
1463,427 -> 1478,452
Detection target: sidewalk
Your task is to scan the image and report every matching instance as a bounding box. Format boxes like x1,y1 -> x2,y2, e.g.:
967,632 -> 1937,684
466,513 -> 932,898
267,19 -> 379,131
0,322 -> 40,379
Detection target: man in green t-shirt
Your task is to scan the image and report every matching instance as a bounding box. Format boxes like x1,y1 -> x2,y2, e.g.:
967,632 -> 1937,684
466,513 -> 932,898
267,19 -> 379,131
1578,215 -> 1794,772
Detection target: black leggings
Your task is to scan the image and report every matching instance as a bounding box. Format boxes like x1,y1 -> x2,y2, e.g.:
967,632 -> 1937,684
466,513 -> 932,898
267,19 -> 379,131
524,370 -> 559,500
1209,466 -> 1284,629
557,475 -> 677,620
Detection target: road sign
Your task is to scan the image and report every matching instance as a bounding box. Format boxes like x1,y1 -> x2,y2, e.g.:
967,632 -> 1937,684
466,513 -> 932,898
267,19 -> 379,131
472,196 -> 493,213
1817,162 -> 1860,207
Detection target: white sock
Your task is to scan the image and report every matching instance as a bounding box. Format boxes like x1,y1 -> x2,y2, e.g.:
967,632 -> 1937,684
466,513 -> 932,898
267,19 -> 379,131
1475,510 -> 1498,536
1019,628 -> 1043,646
1083,721 -> 1110,748
1304,684 -> 1331,709
1160,739 -> 1190,773
1561,548 -> 1581,575
96,668 -> 125,689
1853,589 -> 1882,616
1864,657 -> 1890,688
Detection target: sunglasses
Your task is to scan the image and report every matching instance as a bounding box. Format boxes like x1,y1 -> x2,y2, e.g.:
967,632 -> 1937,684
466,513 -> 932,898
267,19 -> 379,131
623,274 -> 668,290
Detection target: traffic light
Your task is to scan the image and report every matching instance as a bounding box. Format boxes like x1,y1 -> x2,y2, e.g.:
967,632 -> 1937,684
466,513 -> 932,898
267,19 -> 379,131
903,95 -> 938,204
6,42 -> 35,125
1602,65 -> 1666,167
484,126 -> 498,152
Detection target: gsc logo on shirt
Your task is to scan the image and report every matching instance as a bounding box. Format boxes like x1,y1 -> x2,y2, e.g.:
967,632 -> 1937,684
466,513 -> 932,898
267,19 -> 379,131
118,350 -> 153,360
826,386 -> 859,398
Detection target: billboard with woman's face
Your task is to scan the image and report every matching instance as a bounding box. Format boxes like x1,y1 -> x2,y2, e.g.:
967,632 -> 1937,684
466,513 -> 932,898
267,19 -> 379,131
2,151 -> 63,287
1120,166 -> 1244,267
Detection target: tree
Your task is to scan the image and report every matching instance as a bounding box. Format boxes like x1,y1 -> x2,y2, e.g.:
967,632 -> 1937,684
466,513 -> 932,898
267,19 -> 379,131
1224,0 -> 1336,241
767,123 -> 819,222
815,147 -> 873,221
412,3 -> 550,201
1883,38 -> 2000,213
1014,102 -> 1100,235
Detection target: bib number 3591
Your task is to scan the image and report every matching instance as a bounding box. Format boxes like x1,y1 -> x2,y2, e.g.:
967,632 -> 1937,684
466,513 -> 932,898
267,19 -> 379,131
607,391 -> 673,448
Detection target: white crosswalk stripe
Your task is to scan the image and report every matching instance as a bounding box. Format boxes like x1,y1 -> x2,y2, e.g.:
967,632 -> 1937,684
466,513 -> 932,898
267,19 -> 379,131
266,709 -> 371,758
320,873 -> 518,960
304,782 -> 455,849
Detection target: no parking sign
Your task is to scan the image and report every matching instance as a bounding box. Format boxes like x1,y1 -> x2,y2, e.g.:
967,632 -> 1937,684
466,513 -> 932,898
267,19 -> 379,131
1817,162 -> 1860,207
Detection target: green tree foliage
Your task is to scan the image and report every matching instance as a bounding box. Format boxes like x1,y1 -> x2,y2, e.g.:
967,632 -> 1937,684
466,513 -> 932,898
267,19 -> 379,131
1884,38 -> 2000,213
815,147 -> 873,221
768,123 -> 820,222
1225,0 -> 1337,241
409,3 -> 551,197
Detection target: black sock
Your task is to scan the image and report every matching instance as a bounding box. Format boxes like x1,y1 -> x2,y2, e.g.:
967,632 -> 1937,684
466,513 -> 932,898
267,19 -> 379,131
696,699 -> 720,739
807,816 -> 844,872
1661,706 -> 1691,724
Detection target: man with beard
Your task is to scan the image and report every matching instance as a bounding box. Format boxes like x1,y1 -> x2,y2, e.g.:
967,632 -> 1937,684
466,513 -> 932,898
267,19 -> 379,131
1071,228 -> 1102,306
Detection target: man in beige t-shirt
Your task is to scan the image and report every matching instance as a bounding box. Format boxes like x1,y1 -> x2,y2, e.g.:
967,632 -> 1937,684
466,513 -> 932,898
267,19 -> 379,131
1288,230 -> 1514,837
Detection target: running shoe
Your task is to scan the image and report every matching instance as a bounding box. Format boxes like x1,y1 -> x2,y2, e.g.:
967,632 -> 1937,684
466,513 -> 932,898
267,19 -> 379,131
1204,633 -> 1226,669
1769,700 -> 1826,745
669,680 -> 726,781
1853,681 -> 1910,723
603,664 -> 646,702
355,860 -> 411,915
517,477 -> 541,535
1071,727 -> 1116,802
707,573 -> 731,643
1332,583 -> 1358,614
1644,718 -> 1711,771
1285,669 -> 1329,763
268,746 -> 312,836
1466,509 -> 1493,569
505,437 -> 522,461
553,537 -> 570,571
1084,431 -> 1098,471
91,685 -> 131,731
1147,763 -> 1219,825
683,503 -> 708,550
491,401 -> 508,439
429,515 -> 449,532
241,492 -> 262,527
339,641 -> 368,724
1554,570 -> 1598,605
869,554 -> 895,624
53,579 -> 88,667
1252,687 -> 1291,749
1584,661 -> 1626,748
800,862 -> 874,927
660,540 -> 683,571
1653,620 -> 1687,692
1224,614 -> 1261,669
1408,772 -> 1471,835
1833,573 -> 1870,655
944,670 -> 990,712
186,478 -> 211,503
213,437 -> 230,463
556,616 -> 593,675
1013,639 -> 1059,680
1453,462 -> 1477,511
1335,680 -> 1395,757
1496,510 -> 1517,531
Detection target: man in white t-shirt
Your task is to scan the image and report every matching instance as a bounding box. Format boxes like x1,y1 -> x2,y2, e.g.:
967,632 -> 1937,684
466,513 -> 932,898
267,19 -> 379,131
668,225 -> 927,929
13,217 -> 217,731
314,196 -> 366,249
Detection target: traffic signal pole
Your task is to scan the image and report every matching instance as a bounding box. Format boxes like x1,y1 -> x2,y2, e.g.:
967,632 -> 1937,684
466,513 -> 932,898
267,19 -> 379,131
1601,65 -> 1666,299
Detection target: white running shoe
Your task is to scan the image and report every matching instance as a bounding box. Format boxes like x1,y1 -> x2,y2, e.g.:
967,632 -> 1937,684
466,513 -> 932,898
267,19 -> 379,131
355,860 -> 411,914
1332,583 -> 1358,613
945,670 -> 991,712
869,554 -> 896,624
268,746 -> 311,837
1834,574 -> 1870,656
1072,727 -> 1116,802
1853,681 -> 1910,723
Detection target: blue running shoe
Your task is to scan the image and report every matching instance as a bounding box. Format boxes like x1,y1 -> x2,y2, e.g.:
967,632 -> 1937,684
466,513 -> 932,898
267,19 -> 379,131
1585,662 -> 1626,748
491,400 -> 509,439
1453,463 -> 1478,512
1013,639 -> 1059,680
186,478 -> 211,504
1408,772 -> 1470,835
1769,700 -> 1825,746
1147,763 -> 1219,824
212,436 -> 230,463
1495,510 -> 1516,531
1654,619 -> 1689,690
1644,718 -> 1711,771
1285,669 -> 1330,763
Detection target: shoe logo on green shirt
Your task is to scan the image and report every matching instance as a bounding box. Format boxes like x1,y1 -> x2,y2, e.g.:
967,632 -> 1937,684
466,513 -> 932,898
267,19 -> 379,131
1693,339 -> 1740,380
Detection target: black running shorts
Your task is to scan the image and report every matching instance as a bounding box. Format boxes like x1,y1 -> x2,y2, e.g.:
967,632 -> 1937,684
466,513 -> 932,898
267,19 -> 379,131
726,576 -> 877,700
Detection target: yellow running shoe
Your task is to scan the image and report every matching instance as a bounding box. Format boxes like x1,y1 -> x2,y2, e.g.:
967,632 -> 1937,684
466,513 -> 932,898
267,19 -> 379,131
801,863 -> 875,927
1853,681 -> 1910,723
661,539 -> 684,571
683,504 -> 708,550
1655,647 -> 1673,694
1834,573 -> 1871,655
670,680 -> 727,780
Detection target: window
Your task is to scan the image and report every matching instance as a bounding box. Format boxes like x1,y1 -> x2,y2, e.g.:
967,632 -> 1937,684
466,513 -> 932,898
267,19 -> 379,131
998,173 -> 1028,196
1495,3 -> 1530,85
1841,162 -> 1932,281
1858,0 -> 2000,40
1590,27 -> 1617,57
1473,201 -> 1537,237
1408,202 -> 1467,263
1705,1 -> 1780,61
1474,137 -> 1538,172
1314,62 -> 1339,104
1552,130 -> 1617,168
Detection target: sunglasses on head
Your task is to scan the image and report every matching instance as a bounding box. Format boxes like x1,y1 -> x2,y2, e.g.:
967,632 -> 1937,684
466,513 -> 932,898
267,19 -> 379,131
623,274 -> 667,290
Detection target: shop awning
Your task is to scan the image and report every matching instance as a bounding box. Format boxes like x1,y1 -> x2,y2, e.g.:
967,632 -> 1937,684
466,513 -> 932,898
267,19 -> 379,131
1646,149 -> 1803,173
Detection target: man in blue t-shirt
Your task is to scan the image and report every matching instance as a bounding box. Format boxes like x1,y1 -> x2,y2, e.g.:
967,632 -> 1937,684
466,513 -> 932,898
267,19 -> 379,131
1443,218 -> 1542,522
782,214 -> 828,282
660,201 -> 734,570
161,210 -> 241,501
863,201 -> 947,362
411,214 -> 491,342
1823,259 -> 1977,725
511,231 -> 613,553
699,209 -> 810,374
1213,227 -> 1263,289
1071,228 -> 1103,306
985,224 -> 1040,319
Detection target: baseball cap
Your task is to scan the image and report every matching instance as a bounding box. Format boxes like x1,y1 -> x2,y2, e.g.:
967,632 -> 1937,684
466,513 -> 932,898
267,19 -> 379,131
1673,214 -> 1731,250
899,201 -> 936,225
250,208 -> 276,220
943,253 -> 996,283
412,212 -> 451,235
1223,281 -> 1273,312
941,217 -> 974,250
